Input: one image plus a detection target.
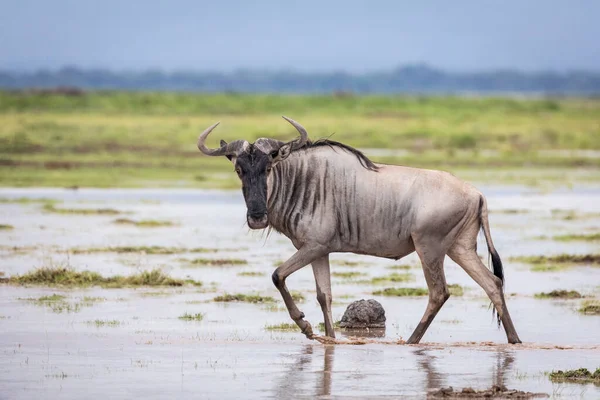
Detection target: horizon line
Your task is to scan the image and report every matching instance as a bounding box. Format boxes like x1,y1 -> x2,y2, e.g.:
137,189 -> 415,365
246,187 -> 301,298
2,63 -> 600,76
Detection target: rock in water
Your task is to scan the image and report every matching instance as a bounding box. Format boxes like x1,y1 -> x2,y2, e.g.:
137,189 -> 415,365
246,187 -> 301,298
340,299 -> 386,329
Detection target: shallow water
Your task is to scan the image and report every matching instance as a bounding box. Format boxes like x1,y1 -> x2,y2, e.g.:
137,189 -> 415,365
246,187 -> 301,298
1,187 -> 599,399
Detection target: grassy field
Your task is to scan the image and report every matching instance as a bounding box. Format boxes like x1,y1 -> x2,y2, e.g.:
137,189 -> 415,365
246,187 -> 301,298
1,91 -> 599,188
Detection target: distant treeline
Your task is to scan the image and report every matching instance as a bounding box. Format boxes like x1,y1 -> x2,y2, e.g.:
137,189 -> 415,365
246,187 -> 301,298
1,65 -> 600,94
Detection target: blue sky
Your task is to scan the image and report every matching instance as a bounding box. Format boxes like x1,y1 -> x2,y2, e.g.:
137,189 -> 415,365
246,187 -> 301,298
1,0 -> 599,72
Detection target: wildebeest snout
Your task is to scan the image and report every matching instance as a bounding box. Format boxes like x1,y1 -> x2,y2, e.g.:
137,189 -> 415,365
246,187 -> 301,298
247,207 -> 266,220
247,211 -> 268,229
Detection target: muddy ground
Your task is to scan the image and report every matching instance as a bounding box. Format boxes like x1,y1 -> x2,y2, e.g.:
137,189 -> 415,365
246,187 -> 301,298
1,187 -> 599,399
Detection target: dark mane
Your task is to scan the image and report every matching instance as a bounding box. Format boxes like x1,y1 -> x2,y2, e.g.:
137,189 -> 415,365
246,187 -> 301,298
296,139 -> 379,171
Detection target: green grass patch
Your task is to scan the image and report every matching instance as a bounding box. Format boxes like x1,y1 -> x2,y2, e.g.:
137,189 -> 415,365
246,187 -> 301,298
48,302 -> 82,313
113,218 -> 175,227
82,296 -> 105,303
291,291 -> 305,303
553,233 -> 600,242
36,294 -> 67,302
237,271 -> 265,277
0,224 -> 14,230
186,258 -> 248,266
7,267 -> 202,288
178,312 -> 204,321
0,197 -> 56,204
264,322 -> 298,331
213,293 -> 276,304
530,264 -> 568,272
440,319 -> 462,324
330,260 -> 364,267
20,293 -> 67,303
373,287 -> 428,296
0,245 -> 39,255
512,254 -> 600,267
72,246 -> 219,255
386,264 -> 412,270
332,271 -> 366,279
551,210 -> 600,221
318,321 -> 342,331
534,290 -> 582,299
43,203 -> 121,215
549,368 -> 600,383
368,273 -> 414,284
491,209 -> 530,214
87,319 -> 121,327
19,293 -> 104,313
448,284 -> 464,296
579,300 -> 600,315
261,303 -> 287,312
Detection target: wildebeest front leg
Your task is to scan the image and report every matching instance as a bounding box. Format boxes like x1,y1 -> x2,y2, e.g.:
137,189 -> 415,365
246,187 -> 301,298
272,244 -> 328,339
311,255 -> 335,338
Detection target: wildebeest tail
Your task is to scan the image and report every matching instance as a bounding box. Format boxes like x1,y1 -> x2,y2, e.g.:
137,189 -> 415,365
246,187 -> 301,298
479,196 -> 504,285
479,195 -> 504,327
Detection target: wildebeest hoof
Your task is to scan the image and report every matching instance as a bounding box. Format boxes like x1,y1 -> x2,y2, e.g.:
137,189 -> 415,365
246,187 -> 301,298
313,335 -> 337,344
301,321 -> 314,338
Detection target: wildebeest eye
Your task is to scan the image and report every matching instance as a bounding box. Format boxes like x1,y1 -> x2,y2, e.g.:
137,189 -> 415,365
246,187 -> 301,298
266,165 -> 272,173
235,167 -> 242,176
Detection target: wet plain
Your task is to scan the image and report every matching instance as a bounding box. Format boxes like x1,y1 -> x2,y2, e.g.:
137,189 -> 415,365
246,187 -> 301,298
1,186 -> 599,399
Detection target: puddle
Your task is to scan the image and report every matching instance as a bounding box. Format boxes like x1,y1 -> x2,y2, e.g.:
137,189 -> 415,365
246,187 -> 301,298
1,187 -> 599,398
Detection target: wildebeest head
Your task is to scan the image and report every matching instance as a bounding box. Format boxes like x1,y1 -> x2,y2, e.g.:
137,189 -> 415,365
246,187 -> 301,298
197,116 -> 308,229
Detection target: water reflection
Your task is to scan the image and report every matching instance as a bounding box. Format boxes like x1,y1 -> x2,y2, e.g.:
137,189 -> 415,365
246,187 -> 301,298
414,349 -> 445,390
316,345 -> 334,397
414,348 -> 516,394
273,345 -> 335,398
272,346 -> 314,399
492,350 -> 515,388
275,345 -> 518,398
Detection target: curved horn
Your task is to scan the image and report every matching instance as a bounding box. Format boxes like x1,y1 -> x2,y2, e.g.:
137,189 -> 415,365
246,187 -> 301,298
282,116 -> 309,150
197,122 -> 224,155
197,122 -> 248,156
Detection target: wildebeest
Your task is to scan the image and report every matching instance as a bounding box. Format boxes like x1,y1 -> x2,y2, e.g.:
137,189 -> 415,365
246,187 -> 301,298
197,117 -> 522,344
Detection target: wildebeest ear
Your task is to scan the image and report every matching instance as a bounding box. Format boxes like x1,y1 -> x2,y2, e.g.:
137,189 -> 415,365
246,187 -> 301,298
271,144 -> 291,163
219,140 -> 234,160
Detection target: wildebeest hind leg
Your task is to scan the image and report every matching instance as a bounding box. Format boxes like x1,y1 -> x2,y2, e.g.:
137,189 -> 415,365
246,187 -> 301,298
406,244 -> 449,344
447,246 -> 522,344
311,255 -> 335,338
273,244 -> 328,339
